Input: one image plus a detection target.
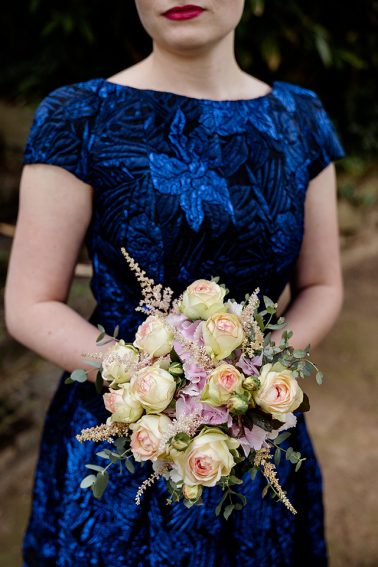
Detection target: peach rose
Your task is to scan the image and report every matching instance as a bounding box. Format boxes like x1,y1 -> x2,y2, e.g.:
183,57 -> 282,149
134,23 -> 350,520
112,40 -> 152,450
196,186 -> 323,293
103,383 -> 143,424
172,427 -> 240,487
202,313 -> 244,361
179,279 -> 227,320
133,315 -> 174,357
130,365 -> 176,413
200,363 -> 244,406
254,363 -> 303,421
129,414 -> 172,462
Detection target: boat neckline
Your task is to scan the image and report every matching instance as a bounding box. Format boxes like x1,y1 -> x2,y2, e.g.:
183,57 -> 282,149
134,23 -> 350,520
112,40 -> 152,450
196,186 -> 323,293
97,77 -> 278,104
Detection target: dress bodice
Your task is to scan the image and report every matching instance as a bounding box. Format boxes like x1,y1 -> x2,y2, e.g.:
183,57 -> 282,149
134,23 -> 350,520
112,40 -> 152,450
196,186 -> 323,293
22,77 -> 345,339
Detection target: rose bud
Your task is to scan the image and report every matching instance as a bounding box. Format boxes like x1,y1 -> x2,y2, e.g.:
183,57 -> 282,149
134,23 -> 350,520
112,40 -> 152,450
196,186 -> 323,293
227,393 -> 249,415
182,484 -> 203,501
243,376 -> 261,392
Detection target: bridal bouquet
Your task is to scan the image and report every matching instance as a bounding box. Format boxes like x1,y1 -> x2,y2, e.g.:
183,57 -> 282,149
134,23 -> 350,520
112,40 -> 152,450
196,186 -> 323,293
71,248 -> 323,518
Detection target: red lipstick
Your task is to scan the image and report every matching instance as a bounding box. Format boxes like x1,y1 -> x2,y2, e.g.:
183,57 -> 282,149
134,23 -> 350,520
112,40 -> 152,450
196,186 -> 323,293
163,4 -> 205,21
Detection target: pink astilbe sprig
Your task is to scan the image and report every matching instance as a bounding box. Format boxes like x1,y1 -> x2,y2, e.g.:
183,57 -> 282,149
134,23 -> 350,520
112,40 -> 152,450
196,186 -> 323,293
121,247 -> 175,315
173,327 -> 214,370
157,412 -> 205,454
239,288 -> 264,358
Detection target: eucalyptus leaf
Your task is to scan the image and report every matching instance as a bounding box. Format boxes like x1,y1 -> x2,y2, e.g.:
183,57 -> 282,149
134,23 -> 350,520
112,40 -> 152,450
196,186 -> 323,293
295,460 -> 303,472
263,296 -> 275,309
92,471 -> 109,499
316,371 -> 324,385
235,492 -> 247,506
274,432 -> 291,445
286,447 -> 294,461
215,491 -> 228,516
96,450 -> 111,460
274,448 -> 281,466
223,504 -> 235,520
125,459 -> 135,474
85,464 -> 105,472
228,475 -> 243,485
80,474 -> 96,489
249,468 -> 258,480
70,369 -> 88,383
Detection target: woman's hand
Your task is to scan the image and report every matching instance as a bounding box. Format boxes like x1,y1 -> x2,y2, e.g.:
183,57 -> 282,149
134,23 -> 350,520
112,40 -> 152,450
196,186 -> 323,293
4,164 -> 108,378
271,162 -> 343,350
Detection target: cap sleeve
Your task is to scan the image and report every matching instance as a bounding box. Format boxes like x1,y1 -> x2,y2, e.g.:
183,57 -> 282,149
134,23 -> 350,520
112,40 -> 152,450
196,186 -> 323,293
22,83 -> 100,185
298,89 -> 346,180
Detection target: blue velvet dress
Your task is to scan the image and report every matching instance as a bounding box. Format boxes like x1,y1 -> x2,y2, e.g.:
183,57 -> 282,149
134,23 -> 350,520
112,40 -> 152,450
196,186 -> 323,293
21,77 -> 345,566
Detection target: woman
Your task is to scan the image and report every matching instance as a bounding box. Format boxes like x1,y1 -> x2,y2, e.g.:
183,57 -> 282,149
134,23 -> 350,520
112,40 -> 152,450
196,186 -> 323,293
5,1 -> 345,565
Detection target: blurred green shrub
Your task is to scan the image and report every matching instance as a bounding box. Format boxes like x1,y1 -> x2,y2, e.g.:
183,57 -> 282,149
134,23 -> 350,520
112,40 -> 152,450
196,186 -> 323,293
0,0 -> 377,157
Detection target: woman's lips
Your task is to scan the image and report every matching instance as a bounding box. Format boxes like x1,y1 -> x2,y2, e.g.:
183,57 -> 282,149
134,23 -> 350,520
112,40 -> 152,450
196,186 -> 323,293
163,4 -> 205,21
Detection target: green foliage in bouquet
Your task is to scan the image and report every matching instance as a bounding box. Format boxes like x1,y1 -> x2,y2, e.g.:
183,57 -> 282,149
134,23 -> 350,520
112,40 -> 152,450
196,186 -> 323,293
70,249 -> 324,519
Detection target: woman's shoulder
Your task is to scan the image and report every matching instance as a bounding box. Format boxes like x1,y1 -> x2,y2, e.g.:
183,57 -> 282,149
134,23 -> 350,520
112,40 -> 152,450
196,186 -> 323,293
272,80 -> 327,114
34,78 -> 104,120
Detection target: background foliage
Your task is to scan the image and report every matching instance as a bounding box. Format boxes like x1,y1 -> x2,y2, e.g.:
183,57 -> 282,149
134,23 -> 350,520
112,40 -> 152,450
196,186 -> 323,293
0,0 -> 377,157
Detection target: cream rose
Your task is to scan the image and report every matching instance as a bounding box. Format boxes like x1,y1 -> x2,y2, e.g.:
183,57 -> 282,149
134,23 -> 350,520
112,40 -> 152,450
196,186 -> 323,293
202,313 -> 244,361
179,279 -> 227,320
200,363 -> 244,407
103,383 -> 143,424
133,315 -> 174,357
129,414 -> 172,462
101,341 -> 139,386
130,365 -> 176,413
172,427 -> 240,487
254,363 -> 303,421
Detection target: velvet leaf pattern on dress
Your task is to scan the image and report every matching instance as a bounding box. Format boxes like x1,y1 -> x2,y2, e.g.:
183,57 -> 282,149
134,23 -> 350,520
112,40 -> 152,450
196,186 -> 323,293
149,108 -> 236,232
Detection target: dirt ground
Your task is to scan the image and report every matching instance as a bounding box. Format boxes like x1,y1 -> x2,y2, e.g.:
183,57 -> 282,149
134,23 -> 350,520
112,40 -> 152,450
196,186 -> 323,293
0,254 -> 377,567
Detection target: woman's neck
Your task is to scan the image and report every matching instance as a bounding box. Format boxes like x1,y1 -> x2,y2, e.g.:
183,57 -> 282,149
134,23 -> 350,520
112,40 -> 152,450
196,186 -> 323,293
118,31 -> 265,100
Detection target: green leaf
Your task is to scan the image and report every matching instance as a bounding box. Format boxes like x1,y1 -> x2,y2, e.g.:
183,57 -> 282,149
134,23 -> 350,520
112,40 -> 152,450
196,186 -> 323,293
64,377 -> 74,384
96,450 -> 111,460
113,325 -> 120,338
289,451 -> 300,464
85,464 -> 105,472
97,324 -> 105,333
125,459 -> 135,474
70,369 -> 88,383
215,491 -> 228,516
293,349 -> 307,359
263,295 -> 275,309
223,504 -> 235,520
228,475 -> 243,485
249,468 -> 258,480
262,484 -> 269,498
274,448 -> 281,466
266,322 -> 287,330
95,371 -> 104,394
114,438 -> 127,453
286,447 -> 294,461
92,471 -> 109,499
235,492 -> 247,506
274,431 -> 291,445
295,460 -> 303,472
80,474 -> 96,489
316,371 -> 324,385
